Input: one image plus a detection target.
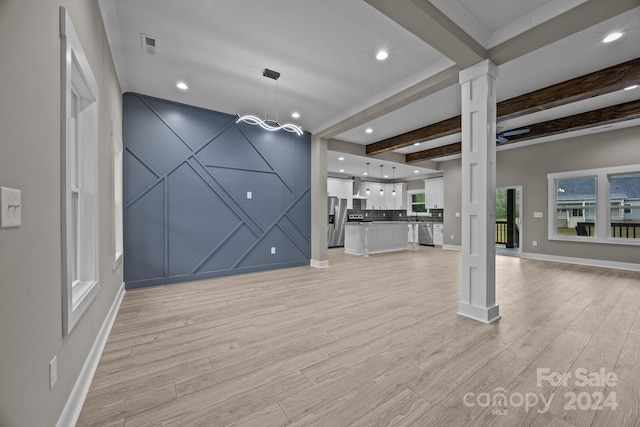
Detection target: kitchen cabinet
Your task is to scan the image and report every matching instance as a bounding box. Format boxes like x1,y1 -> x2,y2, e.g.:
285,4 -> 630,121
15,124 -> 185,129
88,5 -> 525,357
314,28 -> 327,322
360,182 -> 406,209
327,178 -> 353,208
433,223 -> 443,246
424,178 -> 444,209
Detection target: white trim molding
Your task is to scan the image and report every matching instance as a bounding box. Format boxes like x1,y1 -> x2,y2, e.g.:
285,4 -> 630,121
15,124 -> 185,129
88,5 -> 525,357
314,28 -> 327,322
56,283 -> 125,427
521,252 -> 640,272
443,244 -> 462,251
310,259 -> 330,268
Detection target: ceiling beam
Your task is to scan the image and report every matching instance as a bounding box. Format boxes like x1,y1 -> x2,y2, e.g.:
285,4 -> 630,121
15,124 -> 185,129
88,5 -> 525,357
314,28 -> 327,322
488,0 -> 640,65
368,57 -> 640,155
366,116 -> 461,155
498,57 -> 640,120
406,99 -> 640,162
364,0 -> 485,67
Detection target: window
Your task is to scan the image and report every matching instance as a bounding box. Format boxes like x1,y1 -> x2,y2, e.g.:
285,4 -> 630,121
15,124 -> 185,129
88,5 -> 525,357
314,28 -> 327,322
60,7 -> 100,335
609,173 -> 640,240
548,165 -> 640,245
407,190 -> 426,215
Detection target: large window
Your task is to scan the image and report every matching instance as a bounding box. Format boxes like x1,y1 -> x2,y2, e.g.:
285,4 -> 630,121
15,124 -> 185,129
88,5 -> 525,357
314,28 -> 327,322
548,165 -> 640,245
61,7 -> 100,335
609,173 -> 640,240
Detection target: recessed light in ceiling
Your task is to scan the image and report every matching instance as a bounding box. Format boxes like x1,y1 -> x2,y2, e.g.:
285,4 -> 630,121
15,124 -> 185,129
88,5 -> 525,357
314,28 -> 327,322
414,142 -> 420,146
384,175 -> 389,178
376,50 -> 388,61
363,172 -> 368,176
624,85 -> 638,90
365,128 -> 373,134
414,170 -> 419,173
291,112 -> 300,118
176,81 -> 188,90
338,157 -> 344,161
603,32 -> 623,43
339,169 -> 344,173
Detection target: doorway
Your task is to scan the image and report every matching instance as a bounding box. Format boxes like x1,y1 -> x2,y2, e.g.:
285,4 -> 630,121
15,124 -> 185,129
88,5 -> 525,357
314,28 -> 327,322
496,186 -> 522,256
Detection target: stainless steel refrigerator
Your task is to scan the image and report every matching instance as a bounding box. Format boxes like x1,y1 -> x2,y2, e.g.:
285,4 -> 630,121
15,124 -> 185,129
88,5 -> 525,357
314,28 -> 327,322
328,197 -> 347,247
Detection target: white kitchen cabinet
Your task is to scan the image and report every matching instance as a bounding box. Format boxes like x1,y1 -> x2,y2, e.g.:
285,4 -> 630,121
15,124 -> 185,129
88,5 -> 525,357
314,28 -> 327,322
360,182 -> 407,210
424,178 -> 444,209
433,223 -> 443,246
328,178 -> 354,208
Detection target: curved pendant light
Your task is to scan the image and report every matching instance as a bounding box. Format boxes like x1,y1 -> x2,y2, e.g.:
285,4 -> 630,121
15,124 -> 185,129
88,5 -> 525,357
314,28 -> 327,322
392,167 -> 396,196
237,69 -> 303,136
379,165 -> 384,196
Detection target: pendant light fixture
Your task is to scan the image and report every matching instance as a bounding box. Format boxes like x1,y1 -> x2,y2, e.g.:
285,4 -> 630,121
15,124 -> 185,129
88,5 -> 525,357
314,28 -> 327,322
392,167 -> 396,197
236,69 -> 303,136
379,165 -> 384,196
365,163 -> 370,195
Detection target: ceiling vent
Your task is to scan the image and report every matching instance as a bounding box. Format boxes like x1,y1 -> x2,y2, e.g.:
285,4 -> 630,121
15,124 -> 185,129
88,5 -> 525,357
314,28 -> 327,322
141,34 -> 156,55
262,68 -> 280,80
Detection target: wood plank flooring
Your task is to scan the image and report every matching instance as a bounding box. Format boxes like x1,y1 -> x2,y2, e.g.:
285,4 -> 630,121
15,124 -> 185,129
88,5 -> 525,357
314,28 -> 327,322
77,247 -> 640,427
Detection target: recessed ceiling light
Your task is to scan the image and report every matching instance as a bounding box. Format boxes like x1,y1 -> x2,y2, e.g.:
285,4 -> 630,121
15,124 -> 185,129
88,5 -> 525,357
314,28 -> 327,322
384,175 -> 389,178
414,170 -> 419,174
376,50 -> 388,61
291,112 -> 300,118
338,157 -> 344,161
603,32 -> 623,43
365,128 -> 373,134
414,142 -> 420,146
339,169 -> 344,173
363,172 -> 368,176
624,84 -> 638,90
176,81 -> 188,90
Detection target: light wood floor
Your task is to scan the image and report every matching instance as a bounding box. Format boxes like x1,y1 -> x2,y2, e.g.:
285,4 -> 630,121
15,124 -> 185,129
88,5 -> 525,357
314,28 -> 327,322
78,247 -> 640,427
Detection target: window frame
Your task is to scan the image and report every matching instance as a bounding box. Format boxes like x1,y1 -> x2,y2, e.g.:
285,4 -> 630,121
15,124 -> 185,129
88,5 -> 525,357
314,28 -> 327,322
407,189 -> 427,216
548,164 -> 640,246
60,7 -> 100,335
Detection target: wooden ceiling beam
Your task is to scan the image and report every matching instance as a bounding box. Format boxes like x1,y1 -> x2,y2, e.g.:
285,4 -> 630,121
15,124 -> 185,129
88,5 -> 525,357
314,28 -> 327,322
368,57 -> 640,155
366,116 -> 460,156
406,99 -> 640,163
497,57 -> 640,120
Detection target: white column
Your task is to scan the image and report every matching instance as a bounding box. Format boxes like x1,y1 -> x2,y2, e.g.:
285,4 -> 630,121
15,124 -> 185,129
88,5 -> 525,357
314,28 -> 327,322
310,135 -> 329,268
458,60 -> 500,323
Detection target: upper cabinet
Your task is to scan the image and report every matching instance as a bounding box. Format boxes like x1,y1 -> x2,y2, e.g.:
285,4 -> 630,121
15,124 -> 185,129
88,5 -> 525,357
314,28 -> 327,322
424,178 -> 444,209
359,182 -> 406,210
327,177 -> 354,208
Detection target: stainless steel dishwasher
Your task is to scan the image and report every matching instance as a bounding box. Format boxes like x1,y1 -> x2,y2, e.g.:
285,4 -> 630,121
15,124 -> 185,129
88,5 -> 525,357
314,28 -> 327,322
418,222 -> 433,246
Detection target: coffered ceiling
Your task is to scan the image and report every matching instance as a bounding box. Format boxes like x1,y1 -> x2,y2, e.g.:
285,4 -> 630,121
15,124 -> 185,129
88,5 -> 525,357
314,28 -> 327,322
99,0 -> 640,179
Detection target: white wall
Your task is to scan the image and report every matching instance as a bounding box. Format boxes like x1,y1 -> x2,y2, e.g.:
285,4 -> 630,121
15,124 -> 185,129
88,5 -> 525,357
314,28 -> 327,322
0,1 -> 123,425
442,126 -> 640,264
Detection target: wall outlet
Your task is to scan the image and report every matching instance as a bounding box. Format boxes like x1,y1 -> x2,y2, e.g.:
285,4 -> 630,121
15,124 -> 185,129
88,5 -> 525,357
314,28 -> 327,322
451,235 -> 455,240
455,212 -> 460,217
383,212 -> 385,217
1,186 -> 22,228
532,240 -> 538,247
533,211 -> 543,218
246,191 -> 252,199
49,356 -> 57,390
270,247 -> 276,254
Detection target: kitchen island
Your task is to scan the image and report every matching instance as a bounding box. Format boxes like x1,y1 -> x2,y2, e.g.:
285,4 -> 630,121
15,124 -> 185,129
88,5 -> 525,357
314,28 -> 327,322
345,222 -> 418,256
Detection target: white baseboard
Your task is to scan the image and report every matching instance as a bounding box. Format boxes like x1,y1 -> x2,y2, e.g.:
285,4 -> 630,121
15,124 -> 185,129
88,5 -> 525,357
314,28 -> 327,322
56,282 -> 125,427
310,259 -> 329,268
443,244 -> 462,251
521,252 -> 640,272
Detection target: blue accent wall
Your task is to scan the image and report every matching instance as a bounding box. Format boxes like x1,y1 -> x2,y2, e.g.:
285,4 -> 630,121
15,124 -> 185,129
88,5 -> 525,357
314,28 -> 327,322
123,93 -> 311,289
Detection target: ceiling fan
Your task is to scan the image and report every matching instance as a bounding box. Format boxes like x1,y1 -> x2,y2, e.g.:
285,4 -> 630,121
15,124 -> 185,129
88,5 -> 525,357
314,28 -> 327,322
497,128 -> 530,144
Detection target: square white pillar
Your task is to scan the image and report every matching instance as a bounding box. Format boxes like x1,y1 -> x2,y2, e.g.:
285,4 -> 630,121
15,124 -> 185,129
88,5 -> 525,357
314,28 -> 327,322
310,135 -> 329,268
458,60 -> 500,323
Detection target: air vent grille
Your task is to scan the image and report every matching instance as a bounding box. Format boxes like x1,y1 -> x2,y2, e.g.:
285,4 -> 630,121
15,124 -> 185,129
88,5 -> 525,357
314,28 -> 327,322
262,68 -> 280,80
141,34 -> 156,55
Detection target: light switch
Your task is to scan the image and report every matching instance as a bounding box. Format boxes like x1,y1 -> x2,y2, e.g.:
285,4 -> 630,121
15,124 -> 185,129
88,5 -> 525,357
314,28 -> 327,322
247,191 -> 252,199
270,247 -> 276,254
1,186 -> 21,228
455,212 -> 461,217
533,212 -> 543,218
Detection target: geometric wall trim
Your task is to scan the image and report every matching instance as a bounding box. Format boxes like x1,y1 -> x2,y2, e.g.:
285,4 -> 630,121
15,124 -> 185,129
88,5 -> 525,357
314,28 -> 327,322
123,93 -> 311,289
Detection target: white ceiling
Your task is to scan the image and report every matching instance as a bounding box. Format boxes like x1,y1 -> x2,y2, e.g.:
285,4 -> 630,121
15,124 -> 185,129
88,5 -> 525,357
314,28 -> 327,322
99,0 -> 640,181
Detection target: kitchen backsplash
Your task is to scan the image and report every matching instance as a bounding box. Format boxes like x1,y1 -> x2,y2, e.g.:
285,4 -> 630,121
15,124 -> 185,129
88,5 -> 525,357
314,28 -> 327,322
347,209 -> 444,223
